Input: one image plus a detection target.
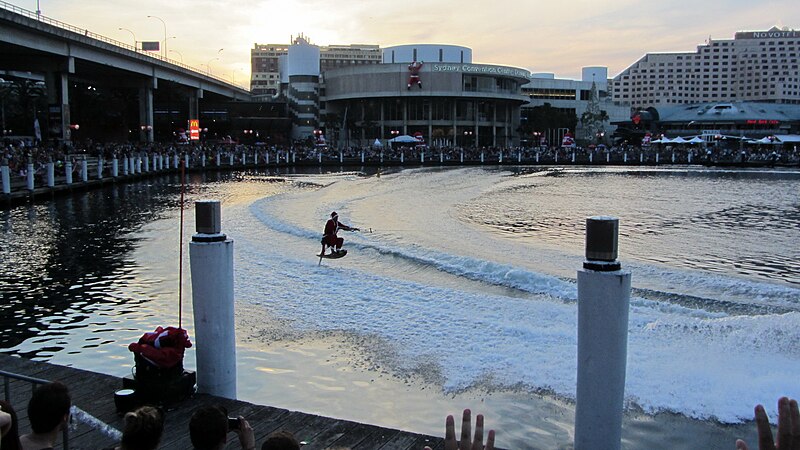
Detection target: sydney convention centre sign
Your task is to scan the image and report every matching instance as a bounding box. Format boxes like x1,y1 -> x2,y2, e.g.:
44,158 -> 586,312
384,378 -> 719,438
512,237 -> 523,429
432,64 -> 530,78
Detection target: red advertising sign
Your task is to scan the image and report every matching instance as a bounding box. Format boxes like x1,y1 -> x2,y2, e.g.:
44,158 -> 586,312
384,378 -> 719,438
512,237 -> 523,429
189,119 -> 200,141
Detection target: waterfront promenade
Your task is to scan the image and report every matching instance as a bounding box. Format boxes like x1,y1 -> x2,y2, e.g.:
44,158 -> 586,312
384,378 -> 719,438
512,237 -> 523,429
3,143 -> 798,208
0,353 -> 447,449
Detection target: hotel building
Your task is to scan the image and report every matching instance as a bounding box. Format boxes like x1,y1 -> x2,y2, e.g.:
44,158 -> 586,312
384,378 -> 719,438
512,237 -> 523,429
611,27 -> 800,108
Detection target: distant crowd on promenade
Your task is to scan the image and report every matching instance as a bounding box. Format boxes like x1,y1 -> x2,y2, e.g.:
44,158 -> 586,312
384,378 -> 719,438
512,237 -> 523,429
2,136 -> 799,188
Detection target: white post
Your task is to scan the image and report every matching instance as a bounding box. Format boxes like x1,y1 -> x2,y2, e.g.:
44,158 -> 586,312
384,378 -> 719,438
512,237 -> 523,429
47,162 -> 55,187
671,152 -> 675,163
381,151 -> 384,163
175,154 -> 181,169
518,151 -> 522,163
266,152 -> 270,165
242,152 -> 246,166
319,152 -> 322,164
361,151 -> 365,164
144,155 -> 150,172
129,156 -> 135,175
460,150 -> 464,163
639,152 -> 644,163
97,158 -> 103,179
688,152 -> 693,164
339,151 -> 343,163
440,151 -> 444,163
655,152 -> 660,164
481,151 -> 484,163
606,152 -> 610,163
499,151 -> 503,163
575,217 -> 630,450
1,164 -> 10,194
536,152 -> 540,163
624,152 -> 628,163
190,200 -> 237,399
66,161 -> 73,184
229,153 -> 234,166
555,152 -> 559,163
81,157 -> 88,182
589,153 -> 593,163
26,162 -> 34,190
136,155 -> 142,174
400,152 -> 404,163
185,154 -> 190,169
112,158 -> 119,177
201,154 -> 206,168
421,151 -> 425,163
292,152 -> 296,164
572,152 -> 576,163
216,152 -> 221,167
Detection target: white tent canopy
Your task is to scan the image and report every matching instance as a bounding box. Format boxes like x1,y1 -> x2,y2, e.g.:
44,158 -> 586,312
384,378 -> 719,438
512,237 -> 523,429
388,135 -> 420,143
373,138 -> 383,147
774,134 -> 800,143
671,136 -> 689,144
688,136 -> 704,144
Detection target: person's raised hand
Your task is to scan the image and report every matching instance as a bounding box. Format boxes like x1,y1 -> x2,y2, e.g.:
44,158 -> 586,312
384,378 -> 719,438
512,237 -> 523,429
735,397 -> 800,450
425,408 -> 495,450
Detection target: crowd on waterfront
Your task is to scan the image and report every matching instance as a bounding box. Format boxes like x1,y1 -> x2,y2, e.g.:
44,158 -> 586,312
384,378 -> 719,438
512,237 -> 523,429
0,381 -> 797,449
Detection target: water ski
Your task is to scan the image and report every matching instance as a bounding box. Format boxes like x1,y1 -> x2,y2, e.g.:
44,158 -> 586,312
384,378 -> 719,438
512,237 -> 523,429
318,249 -> 347,259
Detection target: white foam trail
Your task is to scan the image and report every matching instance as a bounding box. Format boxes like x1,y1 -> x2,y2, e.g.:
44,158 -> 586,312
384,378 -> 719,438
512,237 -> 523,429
71,405 -> 122,441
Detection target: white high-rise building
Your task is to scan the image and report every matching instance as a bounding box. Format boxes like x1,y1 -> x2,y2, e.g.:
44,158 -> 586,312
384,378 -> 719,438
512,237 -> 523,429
612,27 -> 800,108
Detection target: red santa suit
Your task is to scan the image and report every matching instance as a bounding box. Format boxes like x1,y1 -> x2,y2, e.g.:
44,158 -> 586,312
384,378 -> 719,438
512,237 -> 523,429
322,212 -> 356,251
408,60 -> 423,89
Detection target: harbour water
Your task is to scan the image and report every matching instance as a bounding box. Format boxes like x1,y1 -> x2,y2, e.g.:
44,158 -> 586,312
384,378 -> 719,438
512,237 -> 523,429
1,165 -> 798,449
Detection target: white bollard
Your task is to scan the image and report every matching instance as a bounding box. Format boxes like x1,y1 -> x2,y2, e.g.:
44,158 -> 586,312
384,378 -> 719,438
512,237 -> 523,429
175,154 -> 181,169
589,153 -> 593,163
292,152 -> 296,164
97,158 -> 104,179
112,158 -> 119,177
536,152 -> 540,163
185,154 -> 190,169
319,152 -> 322,164
555,152 -> 559,163
688,152 -> 693,164
400,152 -> 404,163
421,151 -> 425,163
572,152 -> 576,163
381,152 -> 384,163
81,158 -> 88,182
361,151 -> 365,164
1,164 -> 10,194
26,162 -> 34,190
518,151 -> 522,163
671,152 -> 675,163
229,153 -> 234,166
441,152 -> 444,163
639,152 -> 644,163
216,153 -> 221,167
624,152 -> 628,163
266,153 -> 270,165
655,153 -> 660,164
66,161 -> 73,184
481,152 -> 484,163
339,151 -> 343,163
190,200 -> 237,399
47,162 -> 55,187
460,150 -> 464,163
144,155 -> 150,172
606,153 -> 610,163
499,151 -> 503,163
136,156 -> 142,174
575,217 -> 631,450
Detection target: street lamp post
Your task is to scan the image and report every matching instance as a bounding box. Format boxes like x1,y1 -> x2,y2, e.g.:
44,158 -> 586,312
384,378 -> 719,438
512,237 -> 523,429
204,57 -> 220,76
119,27 -> 138,50
147,15 -> 167,58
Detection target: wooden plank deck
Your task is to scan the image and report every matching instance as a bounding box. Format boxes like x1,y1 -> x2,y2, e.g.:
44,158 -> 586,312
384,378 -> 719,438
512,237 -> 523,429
0,354 -> 446,450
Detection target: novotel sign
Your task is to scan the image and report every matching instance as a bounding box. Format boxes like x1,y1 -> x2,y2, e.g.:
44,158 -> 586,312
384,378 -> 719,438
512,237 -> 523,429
735,30 -> 798,39
432,64 -> 530,78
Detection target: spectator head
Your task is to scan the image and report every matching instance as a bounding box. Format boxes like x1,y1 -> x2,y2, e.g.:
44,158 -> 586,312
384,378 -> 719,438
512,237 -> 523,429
120,406 -> 164,450
1,400 -> 22,450
189,405 -> 228,450
261,430 -> 300,450
27,381 -> 71,434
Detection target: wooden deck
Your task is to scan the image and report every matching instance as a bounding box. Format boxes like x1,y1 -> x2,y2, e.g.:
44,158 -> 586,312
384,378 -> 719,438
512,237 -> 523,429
0,354 -> 445,449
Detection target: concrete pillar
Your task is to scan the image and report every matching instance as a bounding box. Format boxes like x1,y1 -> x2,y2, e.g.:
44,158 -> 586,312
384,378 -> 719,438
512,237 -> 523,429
292,152 -> 296,164
26,162 -> 34,190
138,80 -> 155,143
1,164 -> 10,194
190,200 -> 237,399
46,69 -> 72,142
47,162 -> 55,187
65,161 -> 73,184
112,158 -> 119,177
575,217 -> 630,450
81,157 -> 88,182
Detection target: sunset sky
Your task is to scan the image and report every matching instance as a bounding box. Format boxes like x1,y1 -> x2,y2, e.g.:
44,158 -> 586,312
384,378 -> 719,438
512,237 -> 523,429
7,0 -> 799,86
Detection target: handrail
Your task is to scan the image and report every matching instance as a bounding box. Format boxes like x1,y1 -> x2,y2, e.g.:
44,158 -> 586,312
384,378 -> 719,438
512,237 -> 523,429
0,0 -> 242,88
0,368 -> 71,450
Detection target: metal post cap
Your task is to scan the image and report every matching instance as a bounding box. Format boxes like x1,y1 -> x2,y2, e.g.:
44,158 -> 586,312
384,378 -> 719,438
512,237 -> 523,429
194,200 -> 224,240
584,216 -> 620,271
